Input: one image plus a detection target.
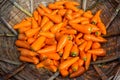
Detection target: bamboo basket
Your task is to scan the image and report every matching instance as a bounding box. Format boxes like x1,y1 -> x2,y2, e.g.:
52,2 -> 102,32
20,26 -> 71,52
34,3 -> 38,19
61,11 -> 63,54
0,0 -> 120,80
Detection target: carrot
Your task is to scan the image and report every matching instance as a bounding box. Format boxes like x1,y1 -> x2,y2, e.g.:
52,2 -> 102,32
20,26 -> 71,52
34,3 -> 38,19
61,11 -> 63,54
65,3 -> 79,12
32,57 -> 39,64
77,59 -> 84,66
51,10 -> 59,15
70,66 -> 85,78
54,1 -> 66,5
72,12 -> 81,19
84,34 -> 107,42
61,29 -> 77,34
39,53 -> 47,61
43,52 -> 60,60
44,65 -> 57,72
37,7 -> 45,16
65,1 -> 80,6
25,27 -> 40,37
18,26 -> 31,33
76,39 -> 85,46
15,40 -> 30,49
50,22 -> 63,33
80,51 -> 87,61
85,53 -> 91,70
55,32 -> 64,41
39,4 -> 52,13
33,10 -> 39,21
75,33 -> 83,45
45,38 -> 57,45
92,42 -> 101,49
58,9 -> 67,16
81,20 -> 90,25
37,45 -> 56,53
91,10 -> 102,24
31,36 -> 46,51
95,31 -> 101,36
18,34 -> 27,41
70,23 -> 99,34
57,35 -> 69,52
53,60 -> 59,67
70,44 -> 79,57
92,54 -> 97,61
85,41 -> 93,51
59,57 -> 79,70
38,32 -> 55,38
79,41 -> 87,51
83,11 -> 93,19
27,37 -> 35,44
87,48 -> 106,56
97,22 -> 106,35
40,16 -> 49,27
62,40 -> 73,59
41,21 -> 54,32
31,18 -> 38,28
71,62 -> 79,72
38,15 -> 42,25
14,20 -> 31,29
19,56 -> 34,63
78,9 -> 84,15
45,13 -> 62,23
60,69 -> 69,77
19,48 -> 38,57
48,3 -> 64,9
58,49 -> 64,57
69,68 -> 73,74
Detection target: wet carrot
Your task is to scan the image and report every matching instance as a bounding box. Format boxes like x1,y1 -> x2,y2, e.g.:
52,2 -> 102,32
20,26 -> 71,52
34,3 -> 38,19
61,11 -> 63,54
50,22 -> 63,33
70,66 -> 85,78
40,16 -> 49,27
92,42 -> 101,49
32,18 -> 38,28
85,41 -> 93,51
85,53 -> 91,70
80,51 -> 87,61
15,40 -> 30,49
33,10 -> 39,21
31,36 -> 46,51
70,44 -> 79,57
25,27 -> 40,37
18,33 -> 27,41
79,41 -> 87,51
62,40 -> 73,59
78,59 -> 84,66
37,45 -> 56,53
87,48 -> 106,56
97,22 -> 106,35
57,35 -> 69,52
39,4 -> 52,13
38,32 -> 55,38
37,7 -> 45,16
71,62 -> 79,72
60,69 -> 69,77
59,57 -> 79,70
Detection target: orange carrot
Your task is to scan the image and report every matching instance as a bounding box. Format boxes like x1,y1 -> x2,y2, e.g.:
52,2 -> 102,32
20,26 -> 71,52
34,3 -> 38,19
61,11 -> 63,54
38,15 -> 42,25
79,41 -> 87,51
71,62 -> 79,72
83,11 -> 93,19
58,9 -> 67,16
85,41 -> 93,51
54,1 -> 66,5
51,10 -> 59,15
18,26 -> 31,33
53,60 -> 59,67
70,66 -> 85,78
80,51 -> 87,61
61,29 -> 77,34
37,7 -> 45,16
85,53 -> 91,70
95,31 -> 101,36
92,42 -> 101,49
25,27 -> 40,37
97,22 -> 106,35
44,65 -> 57,72
59,57 -> 79,70
60,69 -> 69,77
77,59 -> 84,66
39,4 -> 52,13
72,12 -> 81,19
37,45 -> 56,53
15,40 -> 30,49
81,20 -> 90,25
65,1 -> 80,6
27,37 -> 35,44
31,36 -> 46,51
57,35 -> 69,52
58,49 -> 64,57
87,48 -> 106,56
62,40 -> 73,59
40,16 -> 49,27
38,32 -> 55,38
18,34 -> 27,40
75,33 -> 83,44
32,18 -> 38,28
19,56 -> 34,63
32,57 -> 39,64
70,44 -> 79,57
65,3 -> 79,12
50,22 -> 63,33
92,54 -> 97,61
33,10 -> 39,21
45,38 -> 57,45
48,3 -> 64,9
76,39 -> 85,46
41,21 -> 54,31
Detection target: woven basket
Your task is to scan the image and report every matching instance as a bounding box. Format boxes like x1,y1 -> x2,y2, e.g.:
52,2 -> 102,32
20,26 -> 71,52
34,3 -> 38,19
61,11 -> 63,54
0,0 -> 120,80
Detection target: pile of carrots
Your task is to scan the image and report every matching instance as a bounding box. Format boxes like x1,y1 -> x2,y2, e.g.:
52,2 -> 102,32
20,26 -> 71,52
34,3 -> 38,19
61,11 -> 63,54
14,1 -> 107,78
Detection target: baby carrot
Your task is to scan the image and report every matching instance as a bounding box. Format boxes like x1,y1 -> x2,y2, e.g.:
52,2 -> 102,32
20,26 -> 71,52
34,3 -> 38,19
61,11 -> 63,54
32,18 -> 38,28
39,4 -> 52,13
45,14 -> 62,23
65,3 -> 79,12
19,56 -> 34,63
38,32 -> 55,38
37,45 -> 56,53
92,54 -> 97,61
18,26 -> 31,33
62,40 -> 73,59
54,1 -> 66,5
81,20 -> 90,25
51,10 -> 58,15
61,29 -> 77,34
18,33 -> 27,41
72,12 -> 81,19
71,62 -> 79,72
25,27 -> 40,37
27,37 -> 35,44
58,49 -> 64,57
85,41 -> 93,51
44,65 -> 57,72
83,11 -> 93,19
79,41 -> 87,51
59,57 -> 79,70
40,16 -> 49,27
97,22 -> 106,35
77,59 -> 84,66
33,10 -> 39,21
70,44 -> 79,57
15,40 -> 30,49
95,31 -> 101,36
70,66 -> 85,78
58,9 -> 67,16
87,48 -> 106,56
31,36 -> 46,51
80,51 -> 87,61
92,42 -> 101,49
65,1 -> 80,6
85,53 -> 91,70
32,57 -> 39,64
76,39 -> 85,46
57,35 -> 69,52
37,7 -> 45,16
38,15 -> 41,25
48,3 -> 64,9
45,38 -> 57,45
53,60 -> 59,67
60,69 -> 69,77
50,22 -> 63,33
75,33 -> 83,42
